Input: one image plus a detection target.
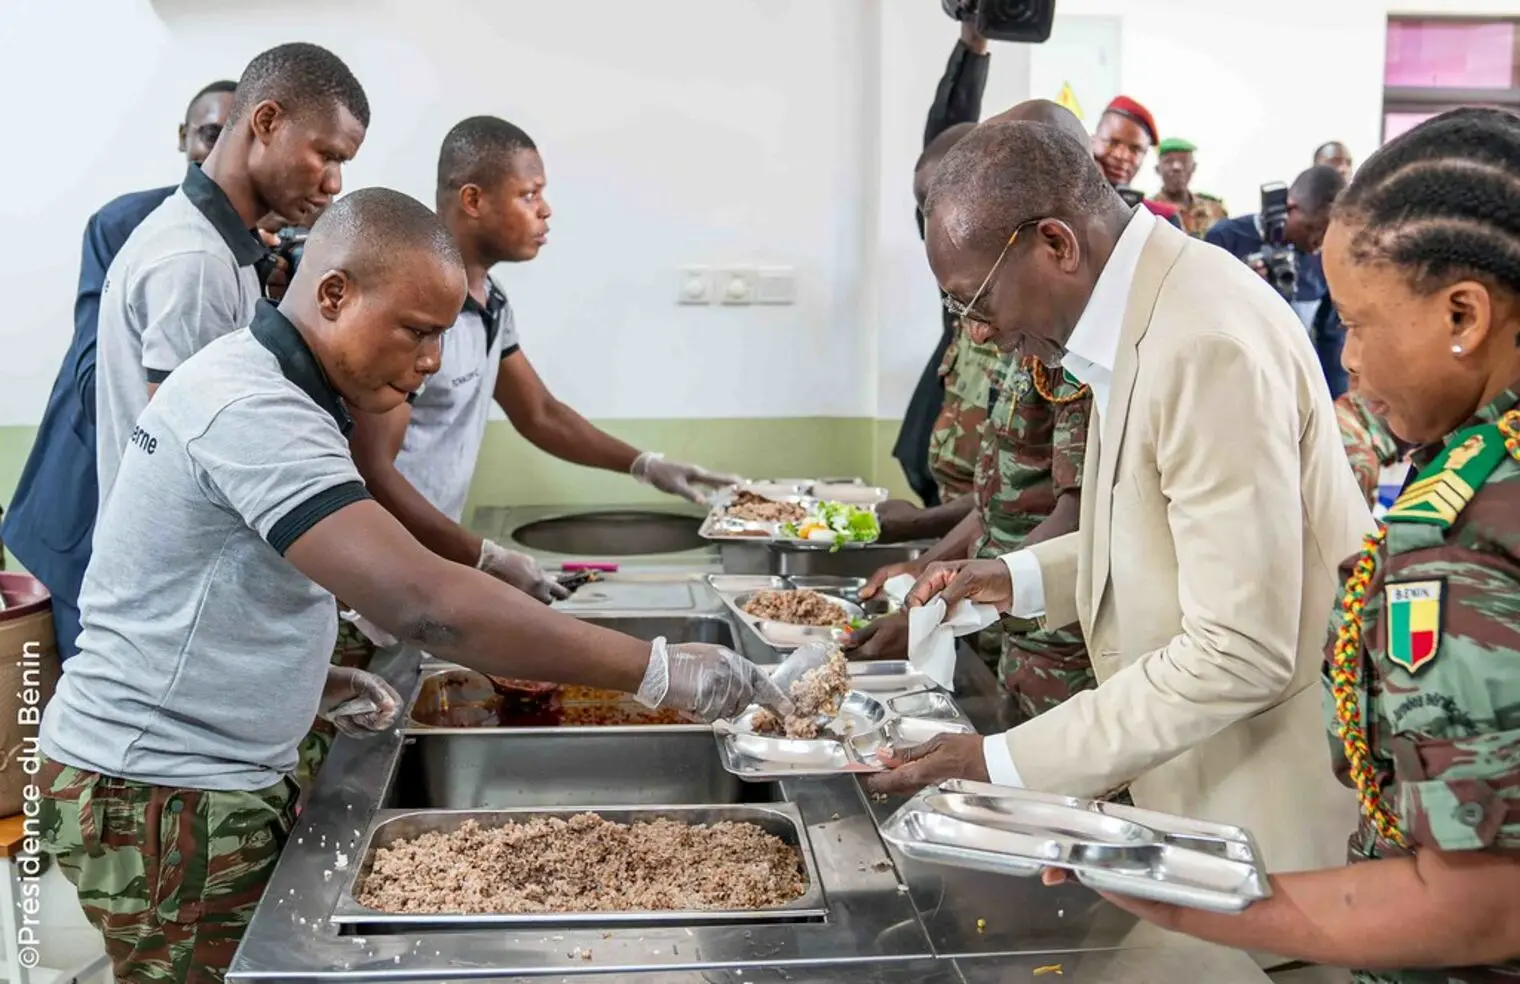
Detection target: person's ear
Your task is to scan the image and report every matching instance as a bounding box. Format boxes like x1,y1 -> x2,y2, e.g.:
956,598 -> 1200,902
177,122 -> 188,154
317,270 -> 352,321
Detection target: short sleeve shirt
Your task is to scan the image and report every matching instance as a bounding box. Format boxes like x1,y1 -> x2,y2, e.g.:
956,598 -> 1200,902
94,165 -> 267,512
41,302 -> 372,792
394,279 -> 520,522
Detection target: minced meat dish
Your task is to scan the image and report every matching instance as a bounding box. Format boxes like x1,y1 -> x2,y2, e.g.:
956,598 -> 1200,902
725,491 -> 807,525
742,589 -> 849,627
751,648 -> 849,739
355,814 -> 805,914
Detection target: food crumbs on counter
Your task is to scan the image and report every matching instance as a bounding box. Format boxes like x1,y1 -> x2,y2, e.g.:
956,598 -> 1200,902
601,932 -> 612,939
1033,964 -> 1063,976
830,812 -> 840,820
976,918 -> 986,933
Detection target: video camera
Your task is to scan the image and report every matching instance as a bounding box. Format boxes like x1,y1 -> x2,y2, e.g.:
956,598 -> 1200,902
941,0 -> 1056,43
1248,182 -> 1298,301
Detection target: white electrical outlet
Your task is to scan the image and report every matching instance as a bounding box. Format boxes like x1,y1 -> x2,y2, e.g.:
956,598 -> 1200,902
719,268 -> 756,305
677,267 -> 713,305
755,267 -> 797,305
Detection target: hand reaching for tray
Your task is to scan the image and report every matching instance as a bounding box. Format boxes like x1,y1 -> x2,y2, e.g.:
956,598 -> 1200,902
635,638 -> 794,722
840,612 -> 909,661
863,733 -> 989,797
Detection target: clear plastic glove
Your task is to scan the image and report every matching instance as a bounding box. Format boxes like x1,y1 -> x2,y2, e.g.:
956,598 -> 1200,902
319,666 -> 402,739
630,452 -> 743,505
634,637 -> 794,722
478,539 -> 570,604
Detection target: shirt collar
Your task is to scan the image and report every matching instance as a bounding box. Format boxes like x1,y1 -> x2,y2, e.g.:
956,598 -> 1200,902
1410,384 -> 1520,471
180,164 -> 269,268
461,276 -> 507,348
1063,206 -> 1156,376
247,300 -> 355,436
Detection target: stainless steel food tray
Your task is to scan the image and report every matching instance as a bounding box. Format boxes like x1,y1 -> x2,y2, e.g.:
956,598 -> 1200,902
706,574 -> 893,651
879,780 -> 1271,913
847,660 -> 940,696
715,690 -> 974,781
333,804 -> 826,927
699,482 -> 886,548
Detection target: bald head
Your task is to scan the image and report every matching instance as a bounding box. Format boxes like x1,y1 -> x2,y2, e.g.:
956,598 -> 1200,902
914,122 -> 978,208
300,187 -> 463,290
926,120 -> 1122,258
288,188 -> 468,415
985,99 -> 1088,146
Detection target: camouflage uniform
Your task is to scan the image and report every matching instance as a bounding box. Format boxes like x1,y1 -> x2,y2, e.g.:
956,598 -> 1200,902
927,324 -> 1006,503
293,616 -> 378,791
1336,391 -> 1403,509
1154,190 -> 1228,239
973,359 -> 1096,718
37,754 -> 297,983
1323,388 -> 1520,984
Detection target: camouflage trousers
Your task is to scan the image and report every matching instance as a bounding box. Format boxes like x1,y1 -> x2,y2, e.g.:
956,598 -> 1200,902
37,755 -> 297,984
997,619 -> 1095,719
293,616 -> 378,793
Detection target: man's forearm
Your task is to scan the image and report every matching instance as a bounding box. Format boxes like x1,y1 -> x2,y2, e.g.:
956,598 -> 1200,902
518,400 -> 641,474
922,508 -> 983,563
1160,851 -> 1520,970
1023,492 -> 1080,549
365,464 -> 482,568
395,561 -> 651,694
892,496 -> 976,543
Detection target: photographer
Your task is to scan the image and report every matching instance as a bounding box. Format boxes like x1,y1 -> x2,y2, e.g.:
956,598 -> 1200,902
1206,165 -> 1347,391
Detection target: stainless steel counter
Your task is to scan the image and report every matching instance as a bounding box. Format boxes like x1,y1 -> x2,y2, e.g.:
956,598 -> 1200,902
229,575 -> 1272,983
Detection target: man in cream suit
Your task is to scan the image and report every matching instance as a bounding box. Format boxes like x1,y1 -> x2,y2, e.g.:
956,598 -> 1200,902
867,118 -> 1373,878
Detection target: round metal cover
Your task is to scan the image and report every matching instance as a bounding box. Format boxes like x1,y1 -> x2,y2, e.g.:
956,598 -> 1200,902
510,510 -> 705,556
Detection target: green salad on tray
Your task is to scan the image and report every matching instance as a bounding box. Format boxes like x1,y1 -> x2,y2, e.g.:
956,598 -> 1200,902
780,501 -> 881,551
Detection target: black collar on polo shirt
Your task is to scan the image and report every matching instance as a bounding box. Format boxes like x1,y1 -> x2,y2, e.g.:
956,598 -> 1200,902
180,164 -> 269,268
248,300 -> 355,436
461,277 -> 507,349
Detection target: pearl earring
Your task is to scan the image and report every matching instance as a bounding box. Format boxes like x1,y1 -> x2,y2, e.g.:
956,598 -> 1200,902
1451,344 -> 1463,354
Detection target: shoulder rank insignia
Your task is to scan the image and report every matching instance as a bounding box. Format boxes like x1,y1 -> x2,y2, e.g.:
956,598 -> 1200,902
1383,423 -> 1507,529
1384,579 -> 1444,673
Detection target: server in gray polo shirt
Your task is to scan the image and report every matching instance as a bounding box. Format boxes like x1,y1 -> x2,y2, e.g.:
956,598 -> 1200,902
348,116 -> 741,599
95,41 -> 370,507
38,189 -> 786,982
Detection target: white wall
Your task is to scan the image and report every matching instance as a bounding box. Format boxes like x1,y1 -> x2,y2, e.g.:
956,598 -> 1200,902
0,0 -> 1509,429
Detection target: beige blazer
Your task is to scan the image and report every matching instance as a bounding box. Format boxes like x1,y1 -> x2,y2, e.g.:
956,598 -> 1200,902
1005,219 -> 1374,874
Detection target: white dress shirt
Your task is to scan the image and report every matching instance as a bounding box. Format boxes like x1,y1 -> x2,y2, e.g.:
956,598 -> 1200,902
983,206 -> 1155,786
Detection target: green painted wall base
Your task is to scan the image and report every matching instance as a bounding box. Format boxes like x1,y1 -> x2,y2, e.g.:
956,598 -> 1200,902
0,417 -> 918,569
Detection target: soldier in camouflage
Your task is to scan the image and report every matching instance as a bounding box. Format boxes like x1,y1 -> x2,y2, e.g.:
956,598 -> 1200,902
976,358 -> 1094,717
1336,389 -> 1404,509
927,322 -> 1006,503
1151,138 -> 1227,239
1096,108 -> 1520,982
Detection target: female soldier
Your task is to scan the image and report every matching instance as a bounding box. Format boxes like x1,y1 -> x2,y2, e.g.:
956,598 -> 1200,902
1091,107 -> 1520,982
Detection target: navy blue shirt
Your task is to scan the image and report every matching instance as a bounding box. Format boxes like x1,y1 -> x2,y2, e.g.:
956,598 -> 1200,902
1202,214 -> 1327,304
3,184 -> 176,647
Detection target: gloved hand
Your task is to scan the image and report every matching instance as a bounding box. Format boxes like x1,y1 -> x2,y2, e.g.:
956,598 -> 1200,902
319,666 -> 403,739
478,539 -> 570,604
634,638 -> 794,722
631,452 -> 743,505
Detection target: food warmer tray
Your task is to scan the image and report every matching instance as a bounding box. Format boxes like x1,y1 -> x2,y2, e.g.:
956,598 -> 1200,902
699,481 -> 888,547
880,779 -> 1272,913
332,803 -> 826,927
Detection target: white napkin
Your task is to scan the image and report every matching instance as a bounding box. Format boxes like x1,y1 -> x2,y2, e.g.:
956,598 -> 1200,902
883,574 -> 1000,691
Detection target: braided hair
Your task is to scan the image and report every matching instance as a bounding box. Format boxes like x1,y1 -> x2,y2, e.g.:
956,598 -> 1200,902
1335,108 -> 1520,304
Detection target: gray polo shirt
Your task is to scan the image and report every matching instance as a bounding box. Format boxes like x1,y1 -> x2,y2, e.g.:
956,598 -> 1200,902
42,302 -> 372,792
95,165 -> 267,511
394,278 -> 520,522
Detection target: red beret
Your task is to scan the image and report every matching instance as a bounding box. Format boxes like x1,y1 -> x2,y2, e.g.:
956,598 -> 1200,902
1104,95 -> 1158,147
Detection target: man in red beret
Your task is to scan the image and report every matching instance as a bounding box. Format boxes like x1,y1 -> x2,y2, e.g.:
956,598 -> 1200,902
1091,95 -> 1181,223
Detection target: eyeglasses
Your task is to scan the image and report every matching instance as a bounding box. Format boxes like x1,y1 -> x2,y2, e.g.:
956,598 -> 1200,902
942,217 -> 1044,325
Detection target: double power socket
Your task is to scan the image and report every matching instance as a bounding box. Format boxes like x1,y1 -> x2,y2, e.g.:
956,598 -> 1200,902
678,267 -> 796,306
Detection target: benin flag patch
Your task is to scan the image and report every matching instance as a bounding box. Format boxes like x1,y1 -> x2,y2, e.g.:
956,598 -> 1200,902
1385,580 -> 1444,673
